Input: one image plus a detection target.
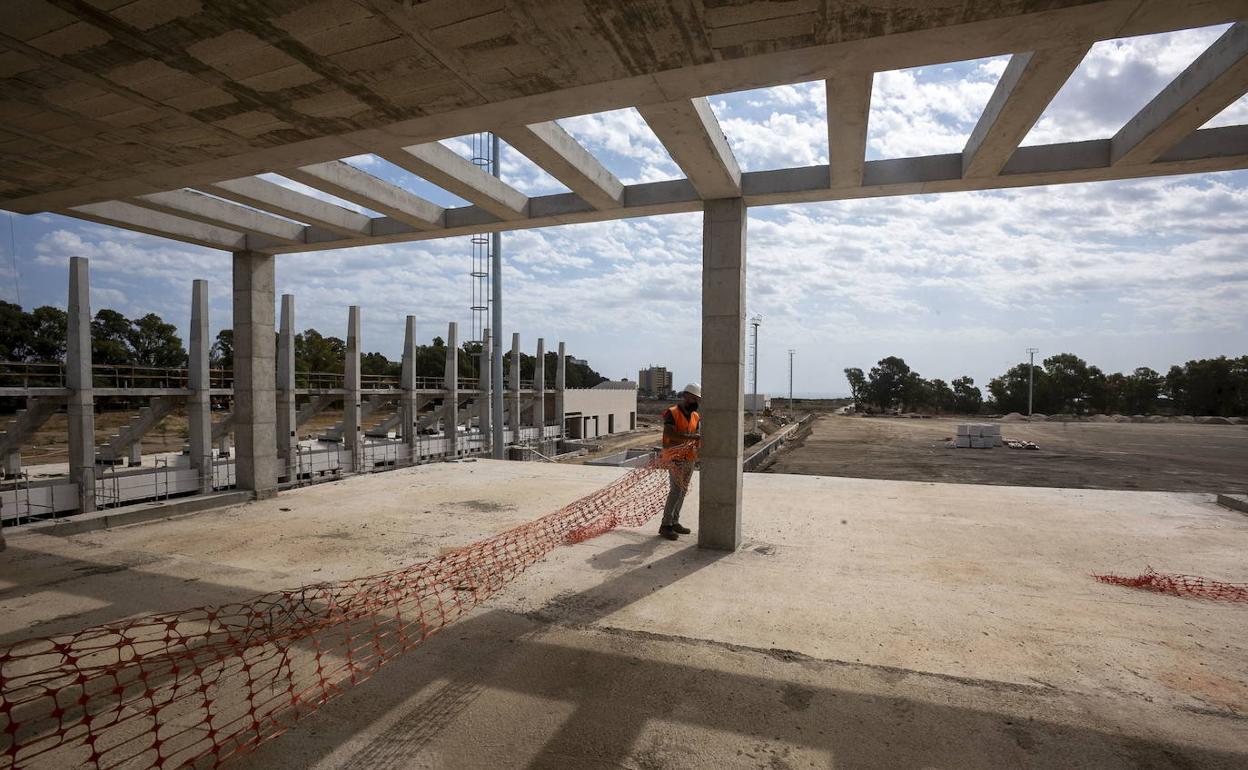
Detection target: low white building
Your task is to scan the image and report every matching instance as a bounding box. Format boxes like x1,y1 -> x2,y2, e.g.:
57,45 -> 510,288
745,393 -> 770,412
563,383 -> 638,439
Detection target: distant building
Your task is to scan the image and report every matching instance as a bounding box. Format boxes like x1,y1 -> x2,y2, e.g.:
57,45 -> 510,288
638,366 -> 673,397
567,356 -> 587,367
745,393 -> 770,413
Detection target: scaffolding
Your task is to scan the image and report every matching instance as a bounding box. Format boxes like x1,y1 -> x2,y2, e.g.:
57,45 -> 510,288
468,132 -> 496,346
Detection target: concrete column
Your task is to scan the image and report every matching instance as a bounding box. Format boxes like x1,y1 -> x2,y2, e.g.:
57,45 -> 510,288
444,322 -> 459,457
400,315 -> 419,460
698,198 -> 747,551
509,332 -> 521,441
127,442 -> 141,466
343,305 -> 362,471
67,256 -> 95,513
3,449 -> 19,477
556,341 -> 566,437
188,279 -> 212,492
232,251 -> 277,498
534,338 -> 546,440
276,294 -> 296,483
479,327 -> 492,454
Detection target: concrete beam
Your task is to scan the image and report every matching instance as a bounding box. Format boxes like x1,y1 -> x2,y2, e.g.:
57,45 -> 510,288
378,142 -> 530,221
66,257 -> 95,514
232,251 -> 277,498
699,199 -> 746,552
344,305 -> 362,470
1113,23 -> 1248,166
264,126 -> 1247,254
188,279 -> 212,493
444,322 -> 459,458
63,201 -> 251,251
284,161 -> 445,230
825,72 -> 874,188
637,98 -> 742,199
130,190 -> 306,244
277,294 -> 296,483
6,0 -> 1245,216
497,122 -> 625,210
962,45 -> 1091,178
204,176 -> 372,237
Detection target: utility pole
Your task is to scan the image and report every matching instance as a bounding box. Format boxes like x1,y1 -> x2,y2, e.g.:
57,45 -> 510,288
788,349 -> 795,418
749,315 -> 761,428
1026,347 -> 1039,418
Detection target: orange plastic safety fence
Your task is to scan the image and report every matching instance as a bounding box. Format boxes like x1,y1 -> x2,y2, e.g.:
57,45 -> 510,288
1094,568 -> 1248,603
0,446 -> 696,770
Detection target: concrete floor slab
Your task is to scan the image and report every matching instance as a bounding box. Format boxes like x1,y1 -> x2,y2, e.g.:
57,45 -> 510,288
1,461 -> 1245,768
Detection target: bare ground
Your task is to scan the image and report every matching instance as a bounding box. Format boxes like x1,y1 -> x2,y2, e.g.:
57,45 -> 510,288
766,415 -> 1248,493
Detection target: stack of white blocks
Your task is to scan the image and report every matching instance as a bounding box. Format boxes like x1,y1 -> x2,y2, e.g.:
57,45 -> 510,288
955,423 -> 1002,448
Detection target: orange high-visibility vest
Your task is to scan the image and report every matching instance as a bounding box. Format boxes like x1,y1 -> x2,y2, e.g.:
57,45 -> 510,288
663,405 -> 700,448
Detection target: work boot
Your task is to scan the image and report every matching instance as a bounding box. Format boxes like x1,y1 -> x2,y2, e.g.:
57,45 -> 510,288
671,523 -> 691,535
658,525 -> 679,541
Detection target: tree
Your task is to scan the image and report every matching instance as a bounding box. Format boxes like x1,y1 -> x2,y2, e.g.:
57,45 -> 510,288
211,330 -> 233,369
1122,367 -> 1161,414
0,301 -> 30,360
843,367 -> 867,405
360,351 -> 394,377
925,378 -> 956,413
951,376 -> 982,414
27,306 -> 67,362
866,356 -> 911,411
128,313 -> 186,368
1043,353 -> 1093,413
295,329 -> 346,373
987,363 -> 1042,414
91,309 -> 132,365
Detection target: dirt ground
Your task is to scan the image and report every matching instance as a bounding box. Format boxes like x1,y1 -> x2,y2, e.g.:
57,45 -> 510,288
767,415 -> 1248,493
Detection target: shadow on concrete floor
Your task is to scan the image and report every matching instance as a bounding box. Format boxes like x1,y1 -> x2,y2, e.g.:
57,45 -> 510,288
233,544 -> 1248,770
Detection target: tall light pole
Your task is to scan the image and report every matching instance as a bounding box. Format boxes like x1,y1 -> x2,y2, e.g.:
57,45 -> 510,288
1026,347 -> 1039,418
749,315 -> 762,428
788,349 -> 795,418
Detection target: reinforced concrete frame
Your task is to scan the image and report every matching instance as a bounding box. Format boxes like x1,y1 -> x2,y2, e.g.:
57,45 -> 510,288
0,258 -> 571,516
2,6 -> 1245,551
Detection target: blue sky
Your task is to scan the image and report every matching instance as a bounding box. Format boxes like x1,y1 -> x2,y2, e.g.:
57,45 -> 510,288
2,24 -> 1246,397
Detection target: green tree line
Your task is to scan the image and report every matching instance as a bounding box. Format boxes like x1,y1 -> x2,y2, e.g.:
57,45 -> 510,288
1,301 -> 607,387
845,353 -> 1248,416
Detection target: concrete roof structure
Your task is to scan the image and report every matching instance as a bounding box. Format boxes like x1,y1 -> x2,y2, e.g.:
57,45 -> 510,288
1,1 -> 1245,253
2,462 -> 1245,767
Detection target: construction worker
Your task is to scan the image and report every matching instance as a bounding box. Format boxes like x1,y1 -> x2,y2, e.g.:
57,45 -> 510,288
659,383 -> 701,540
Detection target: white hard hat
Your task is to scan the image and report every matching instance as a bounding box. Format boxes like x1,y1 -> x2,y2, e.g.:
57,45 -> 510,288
681,382 -> 701,398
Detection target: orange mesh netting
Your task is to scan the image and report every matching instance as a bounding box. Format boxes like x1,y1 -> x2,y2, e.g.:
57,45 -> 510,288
0,445 -> 697,770
1094,568 -> 1248,603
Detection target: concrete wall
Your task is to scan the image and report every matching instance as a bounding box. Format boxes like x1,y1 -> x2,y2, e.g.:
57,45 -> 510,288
562,388 -> 637,439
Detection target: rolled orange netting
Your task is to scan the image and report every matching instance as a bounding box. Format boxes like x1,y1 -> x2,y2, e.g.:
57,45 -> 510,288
0,444 -> 697,770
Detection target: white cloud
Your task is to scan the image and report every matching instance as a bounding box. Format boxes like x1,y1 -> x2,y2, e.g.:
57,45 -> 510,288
1023,25 -> 1233,145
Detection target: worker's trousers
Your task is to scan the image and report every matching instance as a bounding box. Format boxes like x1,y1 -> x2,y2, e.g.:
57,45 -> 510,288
661,462 -> 694,528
